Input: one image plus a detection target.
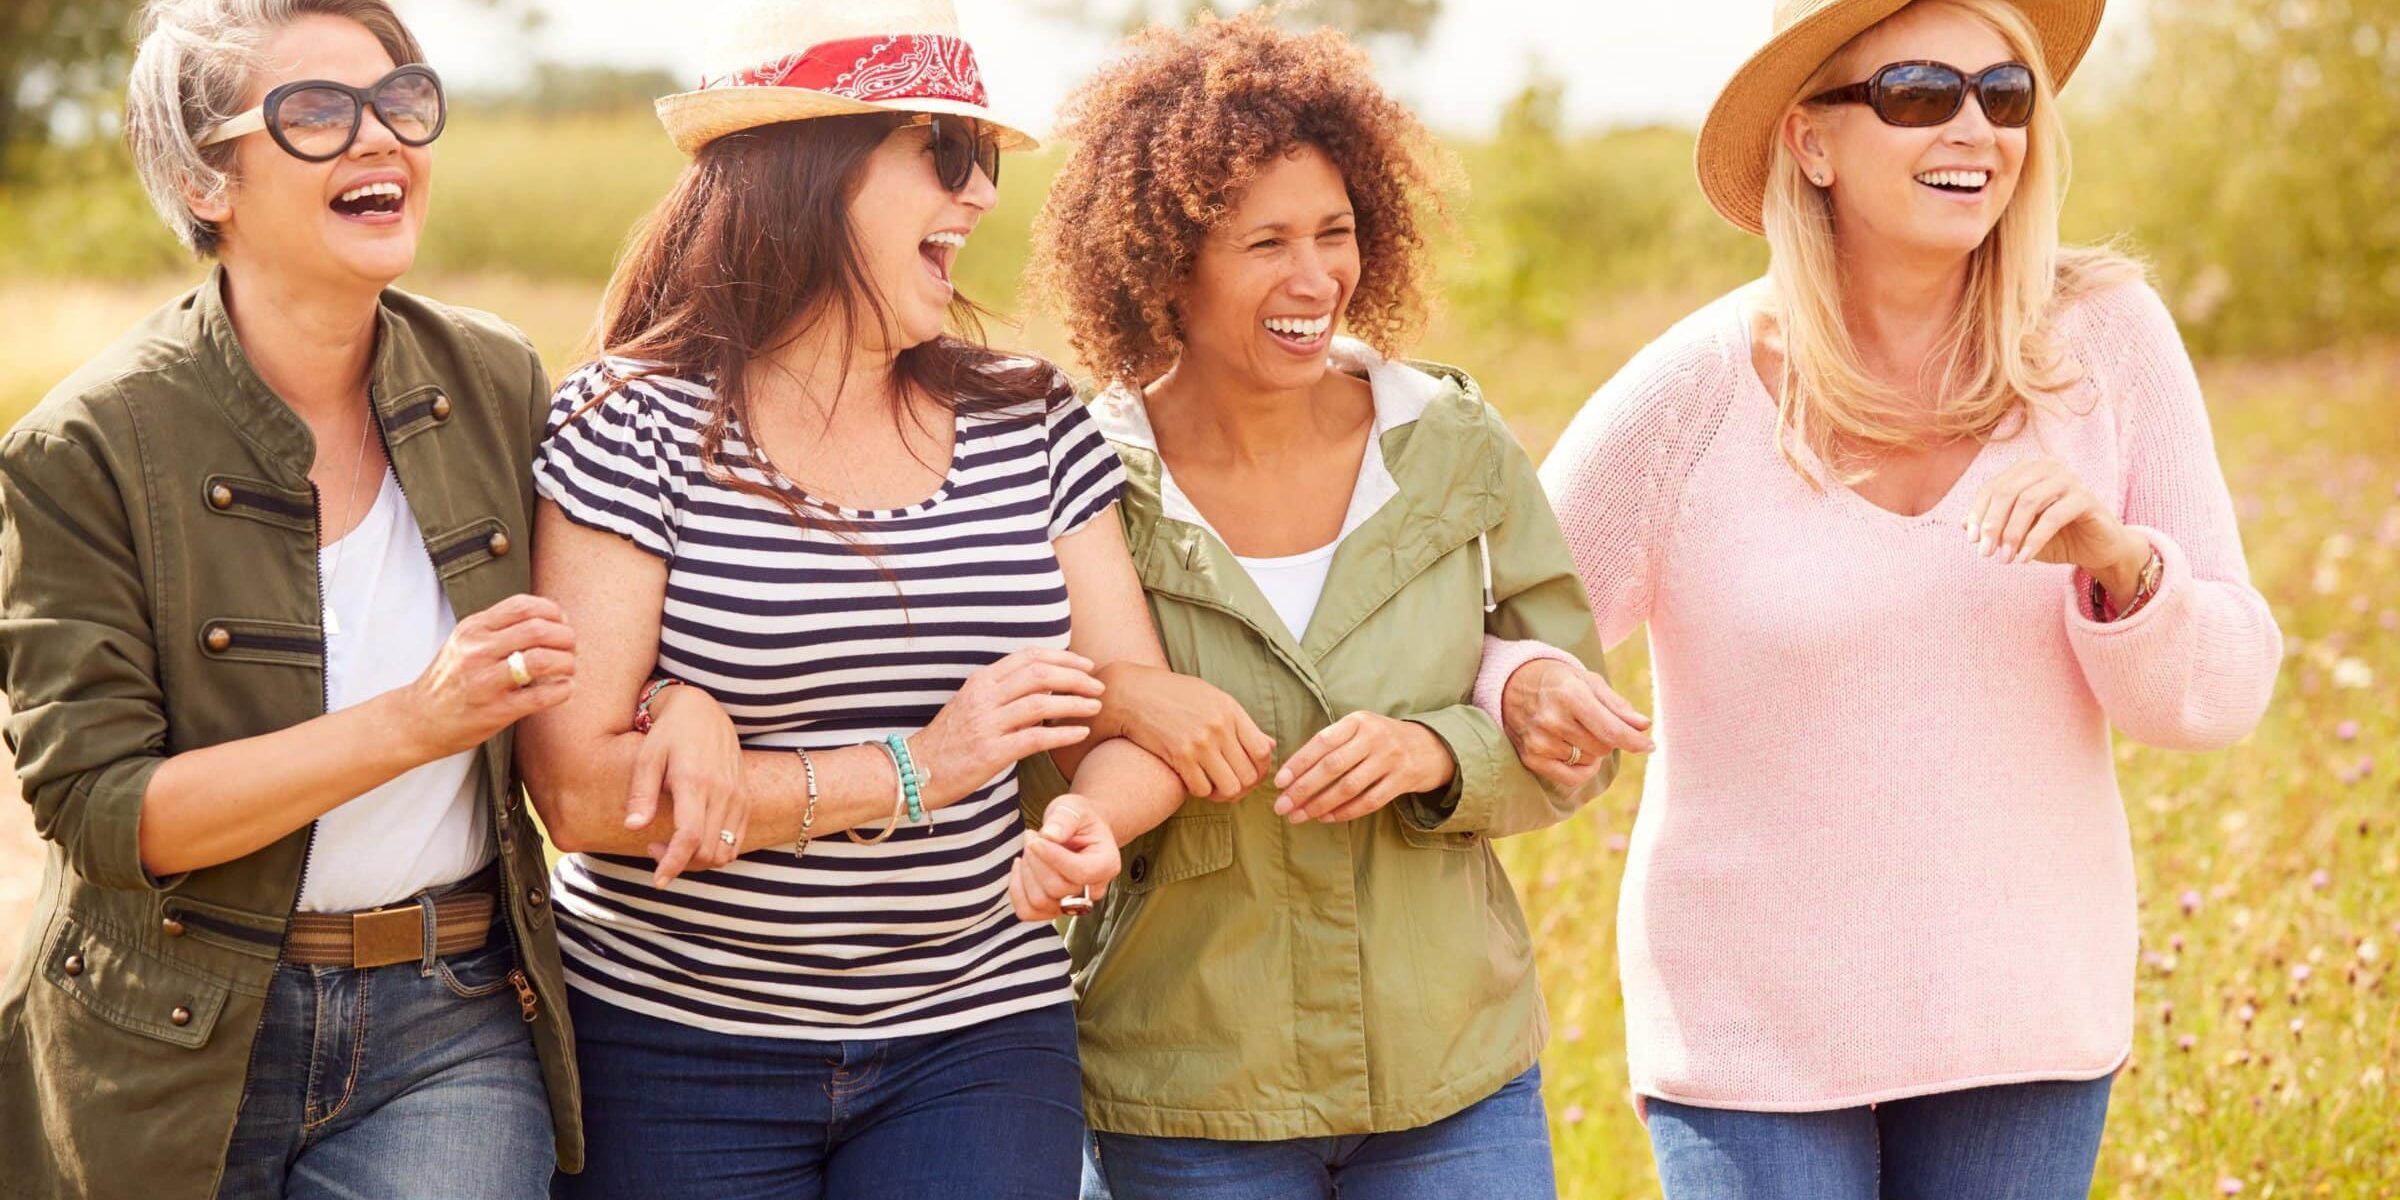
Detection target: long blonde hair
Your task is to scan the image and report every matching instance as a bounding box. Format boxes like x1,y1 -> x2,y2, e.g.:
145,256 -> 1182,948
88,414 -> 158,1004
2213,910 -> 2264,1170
1760,0 -> 2140,483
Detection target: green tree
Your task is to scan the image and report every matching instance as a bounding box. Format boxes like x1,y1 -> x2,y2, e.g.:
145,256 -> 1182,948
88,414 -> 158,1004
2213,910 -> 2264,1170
0,0 -> 140,178
2069,0 -> 2400,352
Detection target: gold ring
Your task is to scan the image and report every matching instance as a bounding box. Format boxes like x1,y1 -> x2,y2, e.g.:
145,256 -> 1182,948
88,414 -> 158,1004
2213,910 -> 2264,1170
506,650 -> 533,688
1566,745 -> 1583,768
717,829 -> 736,847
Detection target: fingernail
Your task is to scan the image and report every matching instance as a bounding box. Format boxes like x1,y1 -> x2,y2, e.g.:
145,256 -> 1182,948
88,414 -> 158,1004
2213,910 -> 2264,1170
1964,520 -> 1977,537
1274,770 -> 1291,787
1273,796 -> 1291,814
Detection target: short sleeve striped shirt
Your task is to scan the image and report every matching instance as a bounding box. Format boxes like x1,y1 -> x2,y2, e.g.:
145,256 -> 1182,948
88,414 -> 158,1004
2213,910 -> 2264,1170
532,358 -> 1126,1040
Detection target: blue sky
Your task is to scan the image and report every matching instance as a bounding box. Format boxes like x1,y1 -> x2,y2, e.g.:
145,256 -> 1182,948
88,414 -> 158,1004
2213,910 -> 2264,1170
398,0 -> 2150,136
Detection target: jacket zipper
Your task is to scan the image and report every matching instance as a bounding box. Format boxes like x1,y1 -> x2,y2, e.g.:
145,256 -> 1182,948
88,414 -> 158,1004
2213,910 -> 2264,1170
378,410 -> 541,1024
253,479 -> 329,1087
289,480 -> 329,919
1477,531 -> 1497,614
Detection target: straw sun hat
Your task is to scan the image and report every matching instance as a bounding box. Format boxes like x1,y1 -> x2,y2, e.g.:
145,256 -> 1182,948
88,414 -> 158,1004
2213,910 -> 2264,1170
654,0 -> 1038,155
1695,0 -> 2105,235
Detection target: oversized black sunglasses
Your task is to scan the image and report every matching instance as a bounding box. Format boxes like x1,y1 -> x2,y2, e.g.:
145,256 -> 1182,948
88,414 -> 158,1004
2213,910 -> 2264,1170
905,114 -> 1001,192
200,65 -> 446,162
1807,60 -> 2036,129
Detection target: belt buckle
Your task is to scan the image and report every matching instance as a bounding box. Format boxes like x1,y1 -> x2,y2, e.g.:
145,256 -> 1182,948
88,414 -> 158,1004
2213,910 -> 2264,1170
350,905 -> 425,968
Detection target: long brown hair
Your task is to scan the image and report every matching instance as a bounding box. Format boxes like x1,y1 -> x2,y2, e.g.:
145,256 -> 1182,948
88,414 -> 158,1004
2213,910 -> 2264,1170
578,112 -> 1061,534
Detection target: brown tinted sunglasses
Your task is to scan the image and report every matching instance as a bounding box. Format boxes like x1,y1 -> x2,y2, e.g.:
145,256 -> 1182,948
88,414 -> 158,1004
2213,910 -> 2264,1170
1808,61 -> 2037,129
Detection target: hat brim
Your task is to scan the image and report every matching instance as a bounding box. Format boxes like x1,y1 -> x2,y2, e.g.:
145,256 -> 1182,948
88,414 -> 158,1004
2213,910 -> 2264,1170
655,87 -> 1041,156
1695,0 -> 2105,236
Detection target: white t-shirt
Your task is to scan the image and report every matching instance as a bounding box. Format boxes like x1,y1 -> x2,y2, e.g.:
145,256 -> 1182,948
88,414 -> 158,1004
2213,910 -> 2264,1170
1168,408 -> 1393,642
1234,542 -> 1342,642
298,468 -> 491,913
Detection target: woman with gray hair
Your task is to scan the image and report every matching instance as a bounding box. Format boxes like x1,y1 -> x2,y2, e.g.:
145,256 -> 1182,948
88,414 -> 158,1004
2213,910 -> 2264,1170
0,2 -> 738,1196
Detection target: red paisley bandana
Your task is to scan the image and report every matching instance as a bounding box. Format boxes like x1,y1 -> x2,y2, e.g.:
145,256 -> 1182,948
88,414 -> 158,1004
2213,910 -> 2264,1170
703,34 -> 990,108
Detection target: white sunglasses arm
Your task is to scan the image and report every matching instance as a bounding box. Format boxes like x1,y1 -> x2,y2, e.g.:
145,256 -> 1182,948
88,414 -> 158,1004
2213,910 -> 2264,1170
198,107 -> 267,149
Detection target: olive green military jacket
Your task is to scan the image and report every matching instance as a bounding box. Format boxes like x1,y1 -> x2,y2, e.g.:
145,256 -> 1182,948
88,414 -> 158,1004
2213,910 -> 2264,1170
0,270 -> 582,1198
1022,347 -> 1614,1140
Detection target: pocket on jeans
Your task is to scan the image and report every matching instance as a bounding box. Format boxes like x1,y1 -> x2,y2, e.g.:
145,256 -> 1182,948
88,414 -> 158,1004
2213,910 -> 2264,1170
435,937 -> 518,1000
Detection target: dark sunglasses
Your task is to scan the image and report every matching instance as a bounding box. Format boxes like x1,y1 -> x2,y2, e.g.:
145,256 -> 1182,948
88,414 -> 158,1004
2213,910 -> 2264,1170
200,65 -> 446,162
905,114 -> 1000,192
1807,60 -> 2036,129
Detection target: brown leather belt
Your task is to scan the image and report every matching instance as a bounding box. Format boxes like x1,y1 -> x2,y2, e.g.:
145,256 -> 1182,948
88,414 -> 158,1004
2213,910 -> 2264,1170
283,888 -> 498,968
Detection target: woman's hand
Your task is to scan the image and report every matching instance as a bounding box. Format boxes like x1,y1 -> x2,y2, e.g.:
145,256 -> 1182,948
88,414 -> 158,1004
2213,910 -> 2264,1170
399,594 -> 576,759
1092,662 -> 1274,801
1499,658 -> 1653,790
629,683 -> 747,888
910,648 -> 1104,809
1271,711 -> 1454,824
1966,457 -> 2152,597
1009,794 -> 1122,921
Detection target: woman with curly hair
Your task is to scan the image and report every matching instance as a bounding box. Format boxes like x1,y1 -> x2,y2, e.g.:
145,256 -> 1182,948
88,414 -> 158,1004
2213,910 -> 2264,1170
1022,13 -> 1647,1196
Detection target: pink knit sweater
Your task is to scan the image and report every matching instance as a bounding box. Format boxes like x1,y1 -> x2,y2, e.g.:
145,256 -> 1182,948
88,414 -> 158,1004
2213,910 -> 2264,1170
1489,279 -> 2281,1110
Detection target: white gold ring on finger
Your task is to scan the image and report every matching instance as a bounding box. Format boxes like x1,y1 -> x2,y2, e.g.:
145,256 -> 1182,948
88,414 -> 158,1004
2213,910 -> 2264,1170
506,650 -> 533,689
1566,745 -> 1583,768
1060,885 -> 1093,916
718,829 -> 737,847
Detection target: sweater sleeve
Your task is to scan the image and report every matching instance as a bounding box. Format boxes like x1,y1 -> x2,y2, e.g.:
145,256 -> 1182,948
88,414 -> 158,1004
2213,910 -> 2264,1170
1470,635 -> 1582,719
2060,282 -> 2282,750
1537,320 -> 1720,649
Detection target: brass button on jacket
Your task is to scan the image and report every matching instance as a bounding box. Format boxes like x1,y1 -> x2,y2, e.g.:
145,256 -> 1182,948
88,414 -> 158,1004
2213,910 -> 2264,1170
430,393 -> 453,421
204,626 -> 231,652
169,1006 -> 192,1027
487,530 -> 512,558
161,918 -> 186,938
207,483 -> 234,510
61,954 -> 84,977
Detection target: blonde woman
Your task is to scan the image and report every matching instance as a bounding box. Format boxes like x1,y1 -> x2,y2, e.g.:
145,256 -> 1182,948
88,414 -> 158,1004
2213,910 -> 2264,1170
1497,0 -> 2282,1193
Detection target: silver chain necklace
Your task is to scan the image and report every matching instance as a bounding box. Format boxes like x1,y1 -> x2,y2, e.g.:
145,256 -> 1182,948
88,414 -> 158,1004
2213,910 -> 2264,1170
320,400 -> 377,638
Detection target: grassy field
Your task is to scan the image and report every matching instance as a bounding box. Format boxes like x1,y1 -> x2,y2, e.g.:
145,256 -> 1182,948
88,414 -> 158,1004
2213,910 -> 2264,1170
0,268 -> 2392,1196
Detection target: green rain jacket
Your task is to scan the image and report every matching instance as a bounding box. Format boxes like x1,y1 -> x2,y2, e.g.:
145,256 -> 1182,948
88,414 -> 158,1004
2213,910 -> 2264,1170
0,270 -> 582,1198
1023,343 -> 1614,1140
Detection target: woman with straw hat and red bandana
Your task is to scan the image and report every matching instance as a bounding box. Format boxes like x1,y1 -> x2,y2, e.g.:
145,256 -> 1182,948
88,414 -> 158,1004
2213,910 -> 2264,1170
517,2 -> 1187,1196
1491,0 -> 2282,1194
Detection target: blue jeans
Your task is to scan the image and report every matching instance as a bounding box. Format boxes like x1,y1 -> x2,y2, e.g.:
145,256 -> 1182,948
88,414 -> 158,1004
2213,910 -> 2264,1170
555,990 -> 1084,1199
217,932 -> 553,1198
1645,1074 -> 2115,1200
1084,1065 -> 1555,1200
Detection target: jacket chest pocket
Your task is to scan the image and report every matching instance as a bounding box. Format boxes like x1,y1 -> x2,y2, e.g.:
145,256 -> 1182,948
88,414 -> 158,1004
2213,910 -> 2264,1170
8,914 -> 265,1200
37,916 -> 232,1049
1118,813 -> 1236,897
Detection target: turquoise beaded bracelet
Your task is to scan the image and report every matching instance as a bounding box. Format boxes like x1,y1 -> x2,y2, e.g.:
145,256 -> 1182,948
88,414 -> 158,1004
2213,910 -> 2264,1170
883,734 -> 927,824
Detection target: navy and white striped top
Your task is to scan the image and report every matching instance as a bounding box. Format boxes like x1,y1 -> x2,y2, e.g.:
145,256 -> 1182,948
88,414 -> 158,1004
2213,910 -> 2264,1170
532,358 -> 1126,1040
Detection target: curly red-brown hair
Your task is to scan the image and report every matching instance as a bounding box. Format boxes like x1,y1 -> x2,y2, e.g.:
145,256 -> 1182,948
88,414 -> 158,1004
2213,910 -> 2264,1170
1031,10 -> 1457,383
